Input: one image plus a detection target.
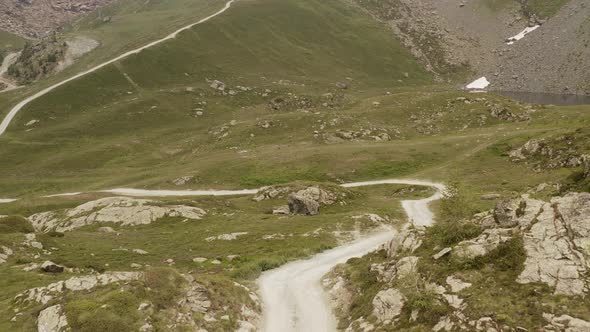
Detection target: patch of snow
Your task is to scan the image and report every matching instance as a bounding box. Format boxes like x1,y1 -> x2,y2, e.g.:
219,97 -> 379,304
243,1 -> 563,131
466,77 -> 490,90
0,199 -> 17,204
43,192 -> 82,198
506,25 -> 540,45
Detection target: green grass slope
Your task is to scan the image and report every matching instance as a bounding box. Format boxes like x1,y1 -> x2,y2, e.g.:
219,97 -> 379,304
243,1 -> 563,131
0,0 -> 431,197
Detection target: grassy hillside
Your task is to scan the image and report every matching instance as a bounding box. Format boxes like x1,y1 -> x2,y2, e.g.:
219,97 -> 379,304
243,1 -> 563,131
0,0 -> 589,330
0,0 -> 431,197
0,30 -> 26,60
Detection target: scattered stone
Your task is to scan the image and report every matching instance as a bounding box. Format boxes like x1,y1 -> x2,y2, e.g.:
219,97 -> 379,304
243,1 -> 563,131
209,80 -> 226,91
205,232 -> 248,241
336,82 -> 348,89
133,249 -> 149,255
41,261 -> 64,273
192,257 -> 207,263
432,247 -> 451,260
446,276 -> 472,293
25,119 -> 39,127
227,255 -> 240,261
272,205 -> 290,215
172,176 -> 194,186
0,245 -> 13,264
97,226 -> 115,233
480,194 -> 501,200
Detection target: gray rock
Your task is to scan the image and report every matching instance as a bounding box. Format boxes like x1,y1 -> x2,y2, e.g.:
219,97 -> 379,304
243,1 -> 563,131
28,197 -> 206,232
493,199 -> 526,227
583,154 -> 590,179
388,227 -> 423,257
97,226 -> 115,233
454,228 -> 512,259
41,261 -> 64,273
372,288 -> 405,322
446,276 -> 472,293
433,247 -> 452,260
288,193 -> 319,216
272,205 -> 290,215
480,194 -> 501,200
37,304 -> 68,332
517,193 -> 590,296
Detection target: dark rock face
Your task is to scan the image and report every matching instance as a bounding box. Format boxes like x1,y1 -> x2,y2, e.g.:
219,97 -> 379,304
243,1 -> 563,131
288,194 -> 320,216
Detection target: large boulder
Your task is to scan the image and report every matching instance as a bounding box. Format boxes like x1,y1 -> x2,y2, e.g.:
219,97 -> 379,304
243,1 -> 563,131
41,261 -> 64,273
372,288 -> 405,323
37,304 -> 68,332
287,186 -> 338,215
288,193 -> 320,215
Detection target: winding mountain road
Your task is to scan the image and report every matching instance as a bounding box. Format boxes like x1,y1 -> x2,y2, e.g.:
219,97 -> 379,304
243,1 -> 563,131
0,176 -> 445,331
0,0 -> 236,137
258,179 -> 445,331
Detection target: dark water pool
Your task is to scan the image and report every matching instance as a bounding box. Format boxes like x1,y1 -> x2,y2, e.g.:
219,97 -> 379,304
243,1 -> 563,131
494,91 -> 590,106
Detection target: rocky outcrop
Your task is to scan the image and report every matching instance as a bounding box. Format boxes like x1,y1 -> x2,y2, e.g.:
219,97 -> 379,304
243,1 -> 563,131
509,130 -> 590,172
37,304 -> 68,332
16,272 -> 142,305
583,154 -> 590,179
455,193 -> 589,296
454,228 -> 513,259
517,193 -> 590,296
543,313 -> 590,332
28,197 -> 206,232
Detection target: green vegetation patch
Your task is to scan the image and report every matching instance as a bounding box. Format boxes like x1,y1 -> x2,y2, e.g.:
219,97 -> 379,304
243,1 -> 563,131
0,215 -> 34,234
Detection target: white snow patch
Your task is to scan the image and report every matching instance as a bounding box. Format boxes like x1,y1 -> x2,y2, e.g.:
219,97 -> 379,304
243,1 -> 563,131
466,77 -> 490,90
506,25 -> 540,44
43,192 -> 82,198
0,199 -> 17,204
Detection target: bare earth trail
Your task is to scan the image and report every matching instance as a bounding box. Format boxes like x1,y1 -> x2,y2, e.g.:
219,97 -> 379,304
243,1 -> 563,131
0,0 -> 236,137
